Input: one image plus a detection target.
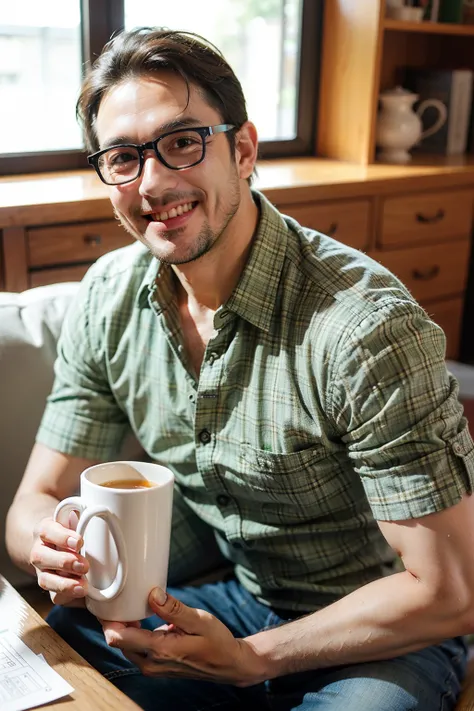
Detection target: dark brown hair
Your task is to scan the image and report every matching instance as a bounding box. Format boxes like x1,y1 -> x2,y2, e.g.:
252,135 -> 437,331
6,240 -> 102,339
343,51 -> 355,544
77,27 -> 249,155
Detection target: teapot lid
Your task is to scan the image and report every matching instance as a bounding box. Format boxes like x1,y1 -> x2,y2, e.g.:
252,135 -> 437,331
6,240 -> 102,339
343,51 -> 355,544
379,85 -> 417,100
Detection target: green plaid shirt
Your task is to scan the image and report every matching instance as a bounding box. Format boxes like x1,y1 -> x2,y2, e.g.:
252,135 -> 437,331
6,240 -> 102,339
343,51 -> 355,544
37,191 -> 474,613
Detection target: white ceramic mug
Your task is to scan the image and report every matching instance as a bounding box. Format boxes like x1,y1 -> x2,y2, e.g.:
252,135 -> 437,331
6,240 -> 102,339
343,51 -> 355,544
53,461 -> 174,621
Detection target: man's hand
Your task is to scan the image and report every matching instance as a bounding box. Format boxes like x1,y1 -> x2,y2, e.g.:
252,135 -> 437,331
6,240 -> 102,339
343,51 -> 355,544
101,587 -> 269,687
30,515 -> 89,606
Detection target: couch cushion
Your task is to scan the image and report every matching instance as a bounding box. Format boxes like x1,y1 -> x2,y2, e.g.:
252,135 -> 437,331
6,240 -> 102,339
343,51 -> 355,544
0,283 -> 81,584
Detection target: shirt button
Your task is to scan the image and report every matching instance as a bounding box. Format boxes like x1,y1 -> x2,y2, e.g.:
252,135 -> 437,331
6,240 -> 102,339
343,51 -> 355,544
188,393 -> 196,403
216,494 -> 230,507
208,351 -> 219,365
216,310 -> 228,326
198,429 -> 212,444
453,442 -> 462,455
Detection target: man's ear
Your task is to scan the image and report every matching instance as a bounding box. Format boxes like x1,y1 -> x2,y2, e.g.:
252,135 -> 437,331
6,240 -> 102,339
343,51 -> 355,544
234,121 -> 258,180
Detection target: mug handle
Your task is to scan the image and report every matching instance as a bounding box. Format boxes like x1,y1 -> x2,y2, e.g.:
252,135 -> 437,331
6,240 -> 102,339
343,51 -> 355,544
53,498 -> 128,602
416,99 -> 448,141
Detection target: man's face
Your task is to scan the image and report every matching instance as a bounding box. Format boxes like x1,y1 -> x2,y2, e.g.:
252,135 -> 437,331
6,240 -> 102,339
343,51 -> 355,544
95,73 -> 243,264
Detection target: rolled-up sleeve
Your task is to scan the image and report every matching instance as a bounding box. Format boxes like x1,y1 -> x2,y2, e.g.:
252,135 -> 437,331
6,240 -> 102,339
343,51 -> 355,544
36,269 -> 128,460
330,300 -> 474,520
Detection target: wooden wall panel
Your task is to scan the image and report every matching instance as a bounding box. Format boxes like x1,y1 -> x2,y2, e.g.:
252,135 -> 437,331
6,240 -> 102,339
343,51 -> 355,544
317,0 -> 384,164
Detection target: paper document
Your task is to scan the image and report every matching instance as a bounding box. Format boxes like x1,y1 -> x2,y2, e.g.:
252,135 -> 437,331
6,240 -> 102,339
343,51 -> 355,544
0,629 -> 73,711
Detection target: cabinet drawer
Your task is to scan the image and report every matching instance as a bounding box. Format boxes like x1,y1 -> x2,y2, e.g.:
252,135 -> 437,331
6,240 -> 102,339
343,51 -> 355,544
277,199 -> 371,250
371,239 -> 470,303
27,220 -> 130,267
423,297 -> 464,361
29,264 -> 91,288
379,189 -> 473,248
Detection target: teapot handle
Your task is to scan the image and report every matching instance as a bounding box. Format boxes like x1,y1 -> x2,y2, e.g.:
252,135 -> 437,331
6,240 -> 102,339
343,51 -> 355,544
416,99 -> 448,140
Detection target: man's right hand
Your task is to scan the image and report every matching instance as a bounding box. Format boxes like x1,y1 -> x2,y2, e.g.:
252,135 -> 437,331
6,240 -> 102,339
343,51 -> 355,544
30,516 -> 89,606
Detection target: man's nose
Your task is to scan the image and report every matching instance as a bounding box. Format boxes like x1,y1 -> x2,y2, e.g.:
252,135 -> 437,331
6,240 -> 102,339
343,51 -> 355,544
138,151 -> 178,199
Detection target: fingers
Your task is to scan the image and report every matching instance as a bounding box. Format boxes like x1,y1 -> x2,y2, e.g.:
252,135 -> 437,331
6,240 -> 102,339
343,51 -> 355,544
35,517 -> 83,552
148,588 -> 208,635
104,626 -> 155,653
50,591 -> 87,607
30,544 -> 89,575
31,516 -> 88,606
100,620 -> 141,633
37,569 -> 87,599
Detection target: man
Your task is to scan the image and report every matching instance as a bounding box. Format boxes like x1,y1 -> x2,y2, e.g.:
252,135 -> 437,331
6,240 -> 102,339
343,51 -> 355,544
6,27 -> 474,711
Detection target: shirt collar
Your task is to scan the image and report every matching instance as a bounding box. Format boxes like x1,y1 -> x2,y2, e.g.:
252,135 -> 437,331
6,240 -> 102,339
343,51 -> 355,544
136,189 -> 289,331
225,190 -> 288,333
136,258 -> 167,311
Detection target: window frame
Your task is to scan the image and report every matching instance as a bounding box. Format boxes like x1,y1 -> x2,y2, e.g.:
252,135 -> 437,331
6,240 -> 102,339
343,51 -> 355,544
0,0 -> 322,176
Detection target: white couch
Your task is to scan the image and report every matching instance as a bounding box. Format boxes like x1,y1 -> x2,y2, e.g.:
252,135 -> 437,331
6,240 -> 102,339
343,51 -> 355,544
0,283 -> 82,585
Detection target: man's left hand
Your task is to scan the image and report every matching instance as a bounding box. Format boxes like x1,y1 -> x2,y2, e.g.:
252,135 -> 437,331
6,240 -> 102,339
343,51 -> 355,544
101,587 -> 269,687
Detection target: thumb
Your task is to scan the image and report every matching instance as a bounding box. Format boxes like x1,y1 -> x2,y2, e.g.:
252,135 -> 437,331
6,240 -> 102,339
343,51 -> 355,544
149,587 -> 204,635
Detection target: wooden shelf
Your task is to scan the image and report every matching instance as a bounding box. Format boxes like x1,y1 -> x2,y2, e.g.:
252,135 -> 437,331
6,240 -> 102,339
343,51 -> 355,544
384,19 -> 474,35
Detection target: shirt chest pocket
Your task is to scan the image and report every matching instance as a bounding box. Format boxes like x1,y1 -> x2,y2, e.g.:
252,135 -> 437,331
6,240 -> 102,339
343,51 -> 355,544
238,443 -> 345,512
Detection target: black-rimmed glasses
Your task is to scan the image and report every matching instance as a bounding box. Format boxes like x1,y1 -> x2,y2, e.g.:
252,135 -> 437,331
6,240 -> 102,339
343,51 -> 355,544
88,124 -> 236,186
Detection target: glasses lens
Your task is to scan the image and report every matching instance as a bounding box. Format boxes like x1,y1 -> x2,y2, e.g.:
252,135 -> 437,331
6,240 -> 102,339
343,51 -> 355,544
98,146 -> 140,184
158,129 -> 204,169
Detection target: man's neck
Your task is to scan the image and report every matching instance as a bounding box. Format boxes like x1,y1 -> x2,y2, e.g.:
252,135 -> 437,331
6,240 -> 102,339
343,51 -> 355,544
172,189 -> 259,312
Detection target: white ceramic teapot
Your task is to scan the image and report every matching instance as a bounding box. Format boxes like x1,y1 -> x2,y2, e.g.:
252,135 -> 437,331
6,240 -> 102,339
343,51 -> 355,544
376,86 -> 447,164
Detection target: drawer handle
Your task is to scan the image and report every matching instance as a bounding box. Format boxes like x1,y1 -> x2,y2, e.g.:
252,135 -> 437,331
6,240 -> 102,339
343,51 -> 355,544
415,209 -> 445,224
327,222 -> 338,236
412,265 -> 440,281
83,234 -> 102,246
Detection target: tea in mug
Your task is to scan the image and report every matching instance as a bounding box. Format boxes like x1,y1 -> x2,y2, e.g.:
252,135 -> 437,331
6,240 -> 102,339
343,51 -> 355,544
100,479 -> 157,489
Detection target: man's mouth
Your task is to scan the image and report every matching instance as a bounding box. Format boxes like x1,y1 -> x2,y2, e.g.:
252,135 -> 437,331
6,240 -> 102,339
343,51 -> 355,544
144,201 -> 199,223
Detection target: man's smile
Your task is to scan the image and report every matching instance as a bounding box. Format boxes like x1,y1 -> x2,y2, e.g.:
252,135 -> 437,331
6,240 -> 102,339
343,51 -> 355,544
142,200 -> 199,230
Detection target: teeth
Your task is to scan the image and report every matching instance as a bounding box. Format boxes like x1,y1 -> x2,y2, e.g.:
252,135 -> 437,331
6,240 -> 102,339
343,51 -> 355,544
150,201 -> 194,222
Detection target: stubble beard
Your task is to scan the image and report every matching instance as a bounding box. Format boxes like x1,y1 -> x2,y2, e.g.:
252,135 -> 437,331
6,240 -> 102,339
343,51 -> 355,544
114,173 -> 241,266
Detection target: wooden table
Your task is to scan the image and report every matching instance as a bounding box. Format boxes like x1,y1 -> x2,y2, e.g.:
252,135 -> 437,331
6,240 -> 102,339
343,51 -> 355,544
0,574 -> 141,710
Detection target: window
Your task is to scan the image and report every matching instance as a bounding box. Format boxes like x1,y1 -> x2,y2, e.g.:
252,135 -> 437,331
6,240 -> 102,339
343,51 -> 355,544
0,0 -> 322,175
125,0 -> 301,142
0,1 -> 84,172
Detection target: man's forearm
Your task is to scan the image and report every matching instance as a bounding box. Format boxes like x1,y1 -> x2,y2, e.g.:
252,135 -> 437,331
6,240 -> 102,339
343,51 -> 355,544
246,570 -> 473,680
6,493 -> 59,574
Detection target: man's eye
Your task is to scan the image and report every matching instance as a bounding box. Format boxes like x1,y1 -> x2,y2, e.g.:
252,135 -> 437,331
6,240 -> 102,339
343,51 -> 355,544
174,136 -> 198,149
109,151 -> 137,166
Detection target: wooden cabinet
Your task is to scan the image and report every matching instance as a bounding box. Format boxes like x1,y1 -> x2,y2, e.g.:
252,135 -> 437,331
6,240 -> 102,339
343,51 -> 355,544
2,219 -> 129,291
27,220 -> 128,269
372,239 -> 471,302
29,264 -> 93,289
379,189 -> 474,248
1,163 -> 473,360
278,199 -> 372,251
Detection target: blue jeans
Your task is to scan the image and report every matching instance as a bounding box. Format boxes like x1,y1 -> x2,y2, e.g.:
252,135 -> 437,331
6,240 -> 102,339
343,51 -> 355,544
47,579 -> 467,710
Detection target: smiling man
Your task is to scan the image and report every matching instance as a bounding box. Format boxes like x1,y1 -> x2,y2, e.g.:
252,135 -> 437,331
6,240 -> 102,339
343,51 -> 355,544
6,28 -> 474,711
